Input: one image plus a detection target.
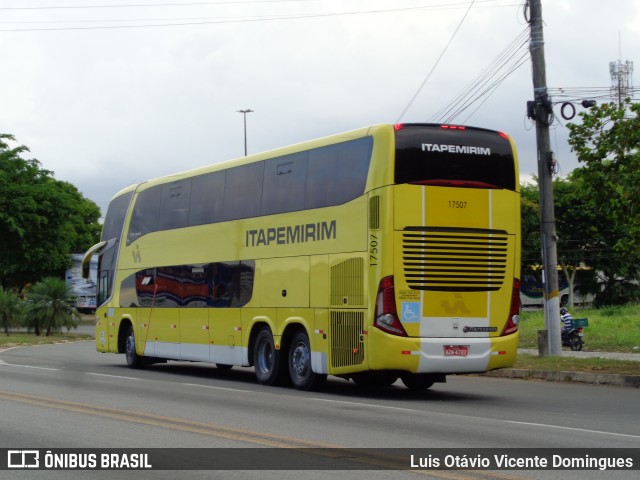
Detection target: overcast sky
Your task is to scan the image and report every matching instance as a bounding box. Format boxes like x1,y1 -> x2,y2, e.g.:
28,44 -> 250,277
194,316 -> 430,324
1,0 -> 639,217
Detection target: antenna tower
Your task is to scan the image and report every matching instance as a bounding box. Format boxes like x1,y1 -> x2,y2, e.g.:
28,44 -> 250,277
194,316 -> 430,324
610,37 -> 634,105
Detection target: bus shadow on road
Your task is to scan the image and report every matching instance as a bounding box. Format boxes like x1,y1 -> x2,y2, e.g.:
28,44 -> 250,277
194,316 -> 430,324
122,361 -> 494,403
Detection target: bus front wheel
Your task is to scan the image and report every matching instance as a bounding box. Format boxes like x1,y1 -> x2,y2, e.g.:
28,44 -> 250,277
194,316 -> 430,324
253,327 -> 284,386
288,330 -> 326,391
124,325 -> 144,369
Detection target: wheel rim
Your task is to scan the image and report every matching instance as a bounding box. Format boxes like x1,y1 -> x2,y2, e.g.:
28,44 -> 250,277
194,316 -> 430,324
126,333 -> 135,362
256,340 -> 273,374
291,342 -> 310,379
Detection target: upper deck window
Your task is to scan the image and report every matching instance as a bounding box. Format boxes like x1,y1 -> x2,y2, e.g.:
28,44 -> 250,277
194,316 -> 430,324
101,190 -> 134,241
125,136 -> 373,245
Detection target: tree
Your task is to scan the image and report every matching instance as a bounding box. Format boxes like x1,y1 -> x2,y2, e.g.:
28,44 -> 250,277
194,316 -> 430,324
520,177 -> 596,307
0,287 -> 23,335
24,277 -> 80,336
551,175 -> 598,307
520,181 -> 541,272
567,100 -> 640,305
0,134 -> 102,289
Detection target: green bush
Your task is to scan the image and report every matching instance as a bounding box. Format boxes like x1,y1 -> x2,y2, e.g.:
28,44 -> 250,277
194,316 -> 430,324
0,287 -> 23,335
24,277 -> 80,336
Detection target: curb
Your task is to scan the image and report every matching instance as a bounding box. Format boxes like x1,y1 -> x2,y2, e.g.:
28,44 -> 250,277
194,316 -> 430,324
484,368 -> 640,388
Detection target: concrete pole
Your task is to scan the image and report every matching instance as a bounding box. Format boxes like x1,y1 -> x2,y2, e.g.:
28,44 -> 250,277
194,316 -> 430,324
529,0 -> 562,356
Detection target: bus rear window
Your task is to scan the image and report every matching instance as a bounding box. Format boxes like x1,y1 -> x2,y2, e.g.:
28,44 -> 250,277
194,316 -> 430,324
394,125 -> 516,191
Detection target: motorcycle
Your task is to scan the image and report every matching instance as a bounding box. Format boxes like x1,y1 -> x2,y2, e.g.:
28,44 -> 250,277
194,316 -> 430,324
561,327 -> 584,351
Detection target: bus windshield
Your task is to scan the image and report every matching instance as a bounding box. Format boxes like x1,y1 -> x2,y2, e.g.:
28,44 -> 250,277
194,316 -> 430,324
394,124 -> 516,191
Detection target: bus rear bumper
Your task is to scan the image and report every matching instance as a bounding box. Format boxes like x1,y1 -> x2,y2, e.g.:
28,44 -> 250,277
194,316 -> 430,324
368,328 -> 518,374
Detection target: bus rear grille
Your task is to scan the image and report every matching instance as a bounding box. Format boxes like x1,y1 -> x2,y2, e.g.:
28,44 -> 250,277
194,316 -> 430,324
330,257 -> 364,307
402,228 -> 509,292
330,311 -> 364,368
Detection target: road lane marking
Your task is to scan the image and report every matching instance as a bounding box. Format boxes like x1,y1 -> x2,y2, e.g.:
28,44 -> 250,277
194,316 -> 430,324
3,354 -> 637,446
0,388 -> 334,448
0,359 -> 59,371
506,420 -> 640,440
86,372 -> 141,381
0,389 -> 529,480
180,382 -> 265,394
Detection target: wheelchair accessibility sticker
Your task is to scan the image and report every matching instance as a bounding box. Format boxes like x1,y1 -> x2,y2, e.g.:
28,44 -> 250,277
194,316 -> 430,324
401,302 -> 421,323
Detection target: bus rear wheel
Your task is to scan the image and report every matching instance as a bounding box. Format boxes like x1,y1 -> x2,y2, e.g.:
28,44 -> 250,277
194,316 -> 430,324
288,330 -> 326,391
124,325 -> 144,369
253,327 -> 285,386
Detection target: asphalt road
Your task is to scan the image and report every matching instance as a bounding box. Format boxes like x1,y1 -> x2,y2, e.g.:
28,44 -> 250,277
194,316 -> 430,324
1,341 -> 639,480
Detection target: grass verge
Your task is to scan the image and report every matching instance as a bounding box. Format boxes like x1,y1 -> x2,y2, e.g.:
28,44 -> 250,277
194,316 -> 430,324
519,304 -> 640,352
0,333 -> 93,349
514,354 -> 640,376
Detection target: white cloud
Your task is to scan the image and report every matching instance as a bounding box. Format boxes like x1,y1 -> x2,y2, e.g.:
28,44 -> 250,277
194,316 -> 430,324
1,0 -> 638,215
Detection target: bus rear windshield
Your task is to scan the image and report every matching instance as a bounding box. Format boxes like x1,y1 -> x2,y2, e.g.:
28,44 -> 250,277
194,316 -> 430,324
394,125 -> 516,191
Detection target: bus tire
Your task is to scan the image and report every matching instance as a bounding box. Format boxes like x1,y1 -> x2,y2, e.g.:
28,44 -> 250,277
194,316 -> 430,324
401,374 -> 434,391
253,327 -> 284,386
288,330 -> 326,391
124,325 -> 144,369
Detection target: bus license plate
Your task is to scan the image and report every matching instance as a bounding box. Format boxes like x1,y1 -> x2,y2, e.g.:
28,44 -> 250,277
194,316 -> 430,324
444,345 -> 469,357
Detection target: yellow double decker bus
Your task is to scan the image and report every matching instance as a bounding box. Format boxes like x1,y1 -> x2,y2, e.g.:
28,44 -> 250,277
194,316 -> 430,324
83,123 -> 521,391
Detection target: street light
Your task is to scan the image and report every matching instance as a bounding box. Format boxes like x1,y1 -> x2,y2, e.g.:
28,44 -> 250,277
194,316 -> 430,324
236,109 -> 253,156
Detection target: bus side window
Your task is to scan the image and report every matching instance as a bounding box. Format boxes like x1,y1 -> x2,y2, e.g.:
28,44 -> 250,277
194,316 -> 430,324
222,163 -> 264,221
135,268 -> 156,307
261,152 -> 307,216
128,187 -> 161,245
189,171 -> 225,227
97,270 -> 110,307
306,137 -> 372,209
158,180 -> 191,231
212,261 -> 255,308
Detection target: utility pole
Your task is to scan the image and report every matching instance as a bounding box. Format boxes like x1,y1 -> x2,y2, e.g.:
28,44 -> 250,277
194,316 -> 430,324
528,0 -> 562,356
237,109 -> 253,156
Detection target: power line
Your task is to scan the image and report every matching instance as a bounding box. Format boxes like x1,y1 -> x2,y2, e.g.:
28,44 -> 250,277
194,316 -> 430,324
429,26 -> 529,123
396,0 -> 477,122
0,1 -> 517,32
548,87 -> 640,104
432,28 -> 528,120
0,0 -> 516,11
0,1 -> 319,10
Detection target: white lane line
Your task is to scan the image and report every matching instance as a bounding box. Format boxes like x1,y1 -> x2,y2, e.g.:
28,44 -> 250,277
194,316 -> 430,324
3,354 -> 637,442
177,383 -> 640,441
85,372 -> 141,381
180,382 -> 255,394
0,359 -> 59,371
506,420 -> 640,440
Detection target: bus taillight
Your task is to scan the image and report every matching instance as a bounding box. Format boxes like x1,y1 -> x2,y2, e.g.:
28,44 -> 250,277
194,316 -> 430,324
374,276 -> 408,337
502,278 -> 521,336
439,124 -> 466,131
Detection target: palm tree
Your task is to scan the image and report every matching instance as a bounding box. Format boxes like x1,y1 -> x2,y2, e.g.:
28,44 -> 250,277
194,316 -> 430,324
25,277 -> 80,336
0,287 -> 23,336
